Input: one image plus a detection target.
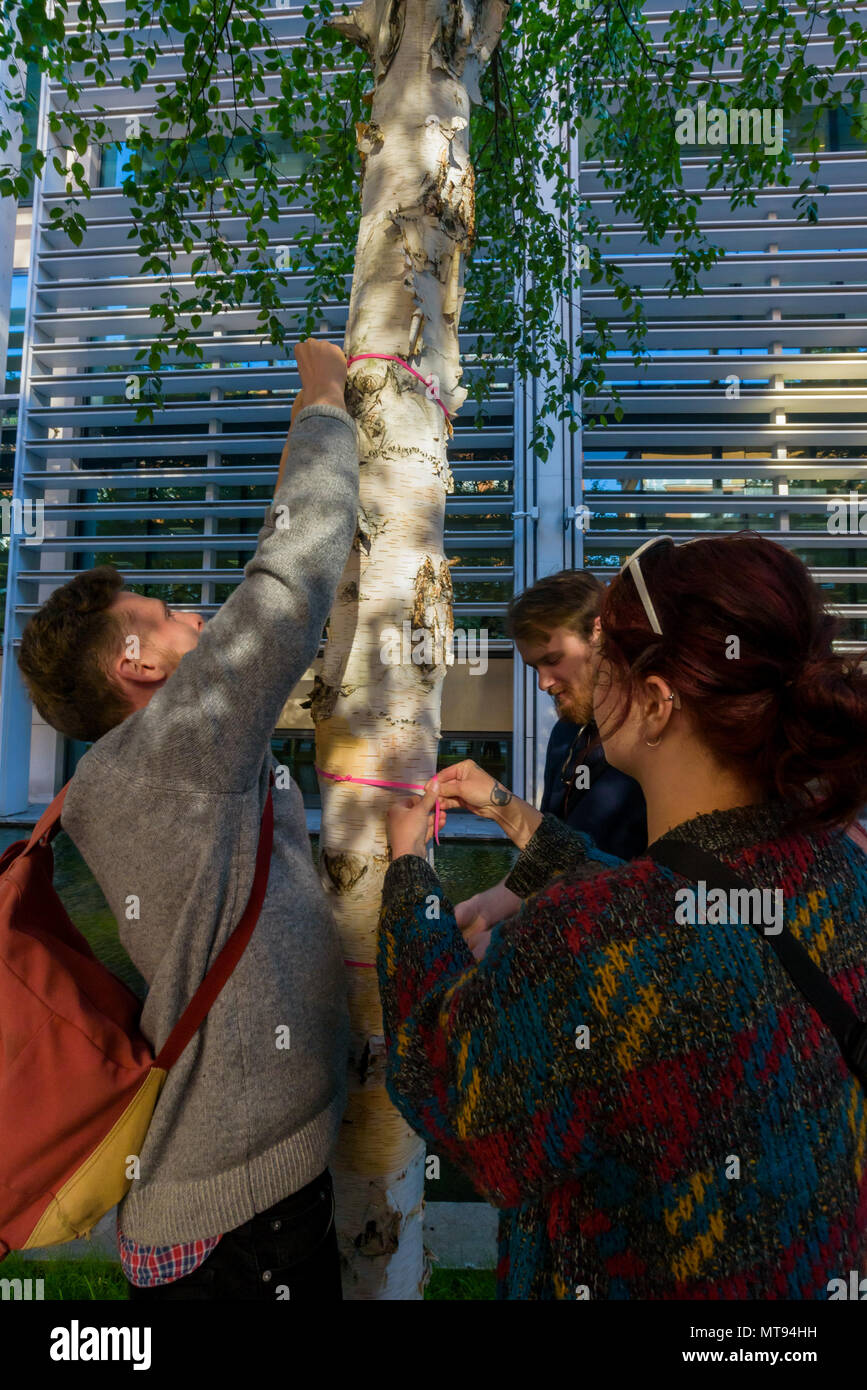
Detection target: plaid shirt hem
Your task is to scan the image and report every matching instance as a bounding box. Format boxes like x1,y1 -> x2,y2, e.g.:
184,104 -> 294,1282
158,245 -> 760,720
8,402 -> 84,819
117,1211 -> 222,1287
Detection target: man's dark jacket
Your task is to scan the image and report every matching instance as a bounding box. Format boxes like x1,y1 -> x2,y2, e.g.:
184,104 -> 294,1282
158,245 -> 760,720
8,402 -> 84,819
540,718 -> 646,861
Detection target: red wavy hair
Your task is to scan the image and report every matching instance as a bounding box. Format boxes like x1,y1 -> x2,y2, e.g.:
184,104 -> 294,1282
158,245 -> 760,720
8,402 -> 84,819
598,532 -> 867,830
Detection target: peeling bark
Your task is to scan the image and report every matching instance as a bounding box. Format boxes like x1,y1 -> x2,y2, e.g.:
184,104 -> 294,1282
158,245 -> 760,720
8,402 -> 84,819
357,1033 -> 389,1086
303,673 -> 347,723
410,555 -> 454,676
321,849 -> 370,894
320,0 -> 510,1301
332,0 -> 407,84
354,1209 -> 401,1257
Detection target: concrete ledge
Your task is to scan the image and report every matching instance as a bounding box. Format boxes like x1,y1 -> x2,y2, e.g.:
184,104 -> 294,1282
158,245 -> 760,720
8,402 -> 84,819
17,1209 -> 118,1261
423,1202 -> 498,1270
16,1202 -> 498,1271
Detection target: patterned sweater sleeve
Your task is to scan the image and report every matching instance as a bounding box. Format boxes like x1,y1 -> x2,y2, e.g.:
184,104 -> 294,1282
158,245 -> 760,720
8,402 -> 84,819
377,851 -> 626,1208
503,811 -> 625,897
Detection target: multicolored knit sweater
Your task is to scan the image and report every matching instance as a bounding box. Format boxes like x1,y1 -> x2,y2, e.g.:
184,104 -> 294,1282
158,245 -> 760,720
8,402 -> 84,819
377,800 -> 867,1299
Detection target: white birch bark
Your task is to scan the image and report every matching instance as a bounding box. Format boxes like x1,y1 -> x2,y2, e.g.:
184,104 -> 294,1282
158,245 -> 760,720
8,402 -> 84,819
315,0 -> 509,1300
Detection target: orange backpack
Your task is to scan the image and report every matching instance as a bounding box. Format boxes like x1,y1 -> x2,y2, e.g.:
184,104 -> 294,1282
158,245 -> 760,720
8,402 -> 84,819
0,771 -> 274,1259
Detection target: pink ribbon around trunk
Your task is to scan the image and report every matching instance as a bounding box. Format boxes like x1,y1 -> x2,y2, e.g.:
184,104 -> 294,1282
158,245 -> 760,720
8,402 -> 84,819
315,764 -> 442,971
315,765 -> 441,845
346,352 -> 450,420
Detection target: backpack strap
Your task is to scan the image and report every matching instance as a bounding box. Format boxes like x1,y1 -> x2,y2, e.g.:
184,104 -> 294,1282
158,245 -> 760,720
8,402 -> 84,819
21,782 -> 72,854
155,769 -> 276,1071
647,835 -> 867,1086
12,765 -> 276,1069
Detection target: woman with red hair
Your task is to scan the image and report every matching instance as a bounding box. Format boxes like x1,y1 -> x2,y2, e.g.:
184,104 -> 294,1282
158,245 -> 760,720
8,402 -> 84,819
379,532 -> 867,1300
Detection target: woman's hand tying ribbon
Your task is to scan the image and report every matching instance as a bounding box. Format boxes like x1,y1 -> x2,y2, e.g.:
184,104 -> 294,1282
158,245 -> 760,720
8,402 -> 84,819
386,781 -> 446,862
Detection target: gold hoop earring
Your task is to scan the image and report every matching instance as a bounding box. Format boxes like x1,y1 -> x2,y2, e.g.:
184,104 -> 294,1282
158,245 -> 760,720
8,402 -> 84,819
645,736 -> 662,748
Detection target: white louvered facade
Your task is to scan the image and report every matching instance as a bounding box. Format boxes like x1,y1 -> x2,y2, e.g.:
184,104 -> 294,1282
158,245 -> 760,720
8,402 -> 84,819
576,5 -> 867,664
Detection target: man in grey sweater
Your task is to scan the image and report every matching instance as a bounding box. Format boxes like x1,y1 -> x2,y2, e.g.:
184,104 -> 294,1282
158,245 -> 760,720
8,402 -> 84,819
17,339 -> 359,1299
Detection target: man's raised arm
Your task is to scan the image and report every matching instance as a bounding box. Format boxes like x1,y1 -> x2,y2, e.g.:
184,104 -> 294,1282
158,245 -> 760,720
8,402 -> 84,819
123,339 -> 359,792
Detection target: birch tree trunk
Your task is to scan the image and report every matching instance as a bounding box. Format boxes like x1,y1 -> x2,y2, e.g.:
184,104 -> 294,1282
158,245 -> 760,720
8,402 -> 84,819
314,0 -> 509,1300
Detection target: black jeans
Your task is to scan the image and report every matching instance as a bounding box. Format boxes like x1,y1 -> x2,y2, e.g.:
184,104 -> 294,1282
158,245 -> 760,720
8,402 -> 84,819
126,1169 -> 341,1301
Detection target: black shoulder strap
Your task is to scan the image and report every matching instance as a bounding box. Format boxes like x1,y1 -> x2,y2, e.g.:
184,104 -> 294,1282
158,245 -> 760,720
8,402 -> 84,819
648,837 -> 867,1086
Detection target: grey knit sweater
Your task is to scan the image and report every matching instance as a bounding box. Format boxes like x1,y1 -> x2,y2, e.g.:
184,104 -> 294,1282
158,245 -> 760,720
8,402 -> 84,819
60,403 -> 359,1244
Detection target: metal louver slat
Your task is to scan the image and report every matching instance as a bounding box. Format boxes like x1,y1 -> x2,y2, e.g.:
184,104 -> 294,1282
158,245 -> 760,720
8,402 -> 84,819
576,9 -> 867,657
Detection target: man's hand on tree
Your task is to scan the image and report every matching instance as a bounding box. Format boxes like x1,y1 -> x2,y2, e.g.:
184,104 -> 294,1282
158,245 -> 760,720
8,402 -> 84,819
293,338 -> 348,414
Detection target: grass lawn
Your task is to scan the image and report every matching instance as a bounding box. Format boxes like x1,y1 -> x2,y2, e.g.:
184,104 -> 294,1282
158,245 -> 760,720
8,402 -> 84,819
0,1253 -> 128,1300
426,1267 -> 496,1300
0,1253 -> 495,1300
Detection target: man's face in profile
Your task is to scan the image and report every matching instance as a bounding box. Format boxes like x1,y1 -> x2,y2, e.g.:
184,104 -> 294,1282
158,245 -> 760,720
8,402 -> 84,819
515,618 -> 601,726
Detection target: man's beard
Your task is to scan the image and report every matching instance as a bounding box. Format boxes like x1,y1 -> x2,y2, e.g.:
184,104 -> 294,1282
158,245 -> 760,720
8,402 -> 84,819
554,683 -> 594,726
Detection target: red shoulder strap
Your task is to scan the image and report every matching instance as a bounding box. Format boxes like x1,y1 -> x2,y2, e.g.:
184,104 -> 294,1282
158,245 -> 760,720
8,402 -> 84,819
15,767 -> 275,1069
21,782 -> 72,855
155,772 -> 275,1071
